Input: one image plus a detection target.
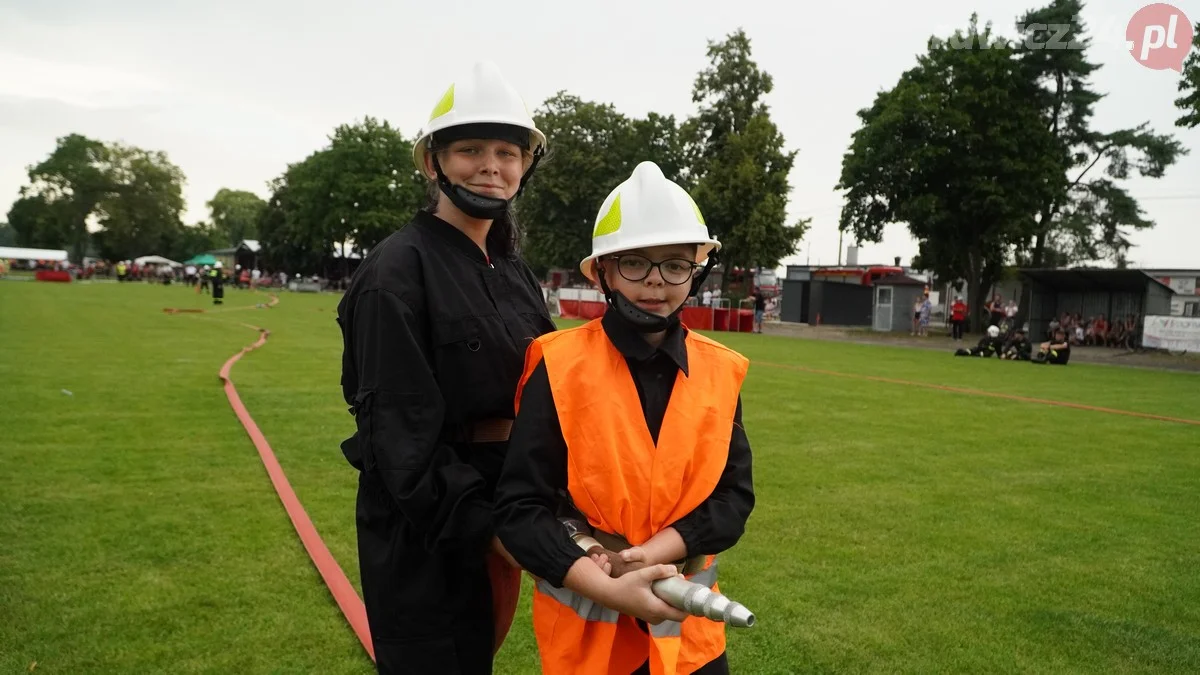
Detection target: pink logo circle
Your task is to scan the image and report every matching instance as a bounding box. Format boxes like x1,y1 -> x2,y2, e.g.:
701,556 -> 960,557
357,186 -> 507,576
1126,3 -> 1194,72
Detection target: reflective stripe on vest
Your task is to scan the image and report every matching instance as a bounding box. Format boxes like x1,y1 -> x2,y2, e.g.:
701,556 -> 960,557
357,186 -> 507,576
535,578 -> 620,624
517,319 -> 749,675
647,561 -> 719,639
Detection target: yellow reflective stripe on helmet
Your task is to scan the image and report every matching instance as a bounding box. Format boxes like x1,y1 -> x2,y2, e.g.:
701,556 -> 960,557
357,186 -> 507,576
688,194 -> 705,225
593,194 -> 622,238
429,84 -> 455,121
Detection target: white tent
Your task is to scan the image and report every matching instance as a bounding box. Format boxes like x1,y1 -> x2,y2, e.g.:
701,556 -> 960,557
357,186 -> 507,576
0,246 -> 69,262
134,255 -> 181,267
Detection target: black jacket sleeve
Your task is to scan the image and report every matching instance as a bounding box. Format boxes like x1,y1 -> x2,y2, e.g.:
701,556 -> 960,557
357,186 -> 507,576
670,396 -> 755,557
351,287 -> 491,554
493,359 -> 587,588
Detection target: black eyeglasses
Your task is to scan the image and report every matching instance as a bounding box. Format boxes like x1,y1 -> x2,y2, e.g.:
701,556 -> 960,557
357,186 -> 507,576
604,254 -> 699,286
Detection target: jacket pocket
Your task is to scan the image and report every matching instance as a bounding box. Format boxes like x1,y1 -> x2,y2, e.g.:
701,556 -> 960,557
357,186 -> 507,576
431,317 -> 487,422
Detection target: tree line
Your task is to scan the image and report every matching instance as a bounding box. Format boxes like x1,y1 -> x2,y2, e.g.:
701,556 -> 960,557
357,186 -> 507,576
837,0 -> 1196,329
5,3 -> 1198,308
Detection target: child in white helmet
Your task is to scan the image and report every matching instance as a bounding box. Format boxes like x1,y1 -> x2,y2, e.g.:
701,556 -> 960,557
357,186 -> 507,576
495,161 -> 755,675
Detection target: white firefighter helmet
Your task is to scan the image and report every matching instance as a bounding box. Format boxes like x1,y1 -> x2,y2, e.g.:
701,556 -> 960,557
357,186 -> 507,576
411,61 -> 547,176
987,325 -> 1000,338
580,161 -> 720,282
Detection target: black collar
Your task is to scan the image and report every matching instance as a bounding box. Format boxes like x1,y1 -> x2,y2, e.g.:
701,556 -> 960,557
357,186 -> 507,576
601,310 -> 689,376
413,210 -> 491,265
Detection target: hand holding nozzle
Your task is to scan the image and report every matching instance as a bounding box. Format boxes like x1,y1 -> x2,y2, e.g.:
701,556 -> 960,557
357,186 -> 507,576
561,519 -> 756,628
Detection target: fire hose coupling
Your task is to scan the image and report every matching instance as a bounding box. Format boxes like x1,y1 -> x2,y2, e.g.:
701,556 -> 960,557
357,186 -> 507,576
561,517 -> 601,552
558,518 -> 756,628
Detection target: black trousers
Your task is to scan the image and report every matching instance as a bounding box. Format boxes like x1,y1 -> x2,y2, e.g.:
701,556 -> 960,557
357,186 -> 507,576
951,319 -> 964,340
356,472 -> 496,675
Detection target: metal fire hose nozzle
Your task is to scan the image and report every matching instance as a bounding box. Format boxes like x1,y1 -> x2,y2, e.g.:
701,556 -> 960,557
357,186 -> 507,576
560,518 -> 756,628
650,575 -> 756,628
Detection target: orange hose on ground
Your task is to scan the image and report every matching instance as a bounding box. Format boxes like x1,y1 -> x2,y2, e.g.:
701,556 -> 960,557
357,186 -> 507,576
178,294 -> 524,662
164,293 -> 281,314
759,361 -> 1200,427
215,317 -> 375,661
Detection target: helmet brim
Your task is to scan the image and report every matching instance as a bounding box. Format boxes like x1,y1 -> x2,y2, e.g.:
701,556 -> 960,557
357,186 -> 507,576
412,119 -> 547,176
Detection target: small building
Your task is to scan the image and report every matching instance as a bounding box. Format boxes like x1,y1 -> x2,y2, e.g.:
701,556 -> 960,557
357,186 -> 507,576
871,274 -> 929,332
206,239 -> 262,271
1019,268 -> 1174,338
1143,269 -> 1200,317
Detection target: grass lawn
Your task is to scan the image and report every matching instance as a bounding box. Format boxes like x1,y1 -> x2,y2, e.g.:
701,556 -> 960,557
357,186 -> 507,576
3,281 -> 1199,674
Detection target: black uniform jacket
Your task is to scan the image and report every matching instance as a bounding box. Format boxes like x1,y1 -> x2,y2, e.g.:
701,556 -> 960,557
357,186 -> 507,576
493,311 -> 756,588
337,209 -> 556,554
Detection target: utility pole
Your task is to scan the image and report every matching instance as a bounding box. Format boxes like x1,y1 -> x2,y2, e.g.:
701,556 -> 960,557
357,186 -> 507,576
837,228 -> 844,266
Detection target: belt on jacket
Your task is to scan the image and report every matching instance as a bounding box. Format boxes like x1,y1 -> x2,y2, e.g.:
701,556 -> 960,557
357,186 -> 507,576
589,528 -> 708,576
470,418 -> 513,443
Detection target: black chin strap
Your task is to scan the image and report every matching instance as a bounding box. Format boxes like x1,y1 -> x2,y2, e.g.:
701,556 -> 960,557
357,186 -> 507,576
598,272 -> 676,333
596,252 -> 720,334
430,146 -> 544,221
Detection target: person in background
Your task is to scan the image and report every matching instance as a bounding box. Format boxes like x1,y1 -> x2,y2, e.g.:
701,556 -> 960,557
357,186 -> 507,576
1091,313 -> 1108,345
955,325 -> 1004,357
917,290 -> 932,337
1000,328 -> 1032,360
987,294 -> 1005,329
1123,314 -> 1139,349
752,287 -> 766,333
911,296 -> 923,336
950,296 -> 967,341
210,262 -> 225,305
1033,327 -> 1070,364
702,287 -> 713,307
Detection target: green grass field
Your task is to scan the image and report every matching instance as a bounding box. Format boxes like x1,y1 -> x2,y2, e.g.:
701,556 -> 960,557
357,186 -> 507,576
3,281 -> 1199,674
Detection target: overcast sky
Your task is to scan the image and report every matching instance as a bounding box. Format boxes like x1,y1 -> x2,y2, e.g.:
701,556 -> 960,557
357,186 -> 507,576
2,0 -> 1197,270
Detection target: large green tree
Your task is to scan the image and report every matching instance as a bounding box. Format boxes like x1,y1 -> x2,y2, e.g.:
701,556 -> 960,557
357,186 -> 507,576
838,16 -> 1062,331
517,92 -> 689,276
0,221 -> 14,247
6,193 -> 74,250
92,144 -> 187,261
11,134 -> 191,261
1015,0 -> 1186,267
1176,20 -> 1200,129
23,134 -> 111,262
684,29 -> 807,289
258,116 -> 424,274
206,188 -> 266,246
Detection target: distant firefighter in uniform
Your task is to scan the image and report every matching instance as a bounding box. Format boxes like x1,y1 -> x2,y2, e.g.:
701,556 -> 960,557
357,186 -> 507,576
955,325 -> 1004,358
210,262 -> 225,305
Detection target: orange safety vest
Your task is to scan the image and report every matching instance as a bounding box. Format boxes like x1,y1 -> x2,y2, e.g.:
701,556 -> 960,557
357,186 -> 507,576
516,319 -> 749,675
